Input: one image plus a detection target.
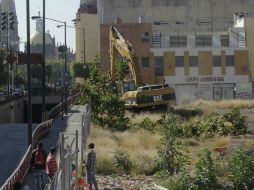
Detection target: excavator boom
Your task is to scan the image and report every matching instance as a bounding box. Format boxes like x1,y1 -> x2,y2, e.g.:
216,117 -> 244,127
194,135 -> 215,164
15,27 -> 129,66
109,26 -> 143,87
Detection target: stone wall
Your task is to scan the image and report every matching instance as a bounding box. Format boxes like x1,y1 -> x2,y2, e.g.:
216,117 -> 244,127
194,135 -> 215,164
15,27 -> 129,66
0,98 -> 24,124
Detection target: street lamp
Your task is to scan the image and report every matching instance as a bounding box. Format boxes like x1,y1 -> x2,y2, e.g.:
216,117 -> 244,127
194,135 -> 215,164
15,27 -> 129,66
31,15 -> 68,117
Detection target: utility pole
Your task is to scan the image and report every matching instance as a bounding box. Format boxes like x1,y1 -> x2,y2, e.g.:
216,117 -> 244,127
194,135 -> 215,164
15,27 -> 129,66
1,12 -> 9,94
26,0 -> 32,146
42,0 -> 46,121
64,22 -> 68,116
82,28 -> 86,62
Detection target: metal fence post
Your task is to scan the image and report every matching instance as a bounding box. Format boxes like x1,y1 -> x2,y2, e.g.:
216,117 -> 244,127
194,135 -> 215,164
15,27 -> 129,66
75,130 -> 78,185
61,133 -> 66,190
81,114 -> 84,176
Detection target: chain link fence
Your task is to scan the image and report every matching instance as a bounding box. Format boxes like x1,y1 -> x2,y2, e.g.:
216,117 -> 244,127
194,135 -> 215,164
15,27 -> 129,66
49,103 -> 91,190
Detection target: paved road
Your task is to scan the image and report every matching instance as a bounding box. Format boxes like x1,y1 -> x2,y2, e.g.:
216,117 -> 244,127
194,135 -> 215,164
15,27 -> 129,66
24,105 -> 85,189
0,124 -> 35,186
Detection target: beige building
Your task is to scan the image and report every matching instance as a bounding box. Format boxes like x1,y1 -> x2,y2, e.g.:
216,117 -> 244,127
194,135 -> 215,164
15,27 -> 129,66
76,0 -> 100,62
95,0 -> 254,102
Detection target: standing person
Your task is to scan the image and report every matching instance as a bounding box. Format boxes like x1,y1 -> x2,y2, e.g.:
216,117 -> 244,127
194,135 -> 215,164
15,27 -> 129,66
86,143 -> 98,190
46,147 -> 58,181
31,142 -> 47,190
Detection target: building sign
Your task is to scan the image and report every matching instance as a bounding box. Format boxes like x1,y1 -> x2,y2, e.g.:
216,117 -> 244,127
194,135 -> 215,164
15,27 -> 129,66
186,76 -> 224,82
18,53 -> 43,65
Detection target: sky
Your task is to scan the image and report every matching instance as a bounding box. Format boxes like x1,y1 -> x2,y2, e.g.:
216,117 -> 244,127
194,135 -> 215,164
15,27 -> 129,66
15,0 -> 80,52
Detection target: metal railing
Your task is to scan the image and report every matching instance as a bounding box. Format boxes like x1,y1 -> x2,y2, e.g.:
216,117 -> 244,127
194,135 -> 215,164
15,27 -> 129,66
1,146 -> 32,190
49,103 -> 91,190
0,92 -> 81,190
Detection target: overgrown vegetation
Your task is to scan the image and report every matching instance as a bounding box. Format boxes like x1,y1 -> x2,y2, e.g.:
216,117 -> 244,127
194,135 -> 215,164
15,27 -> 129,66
195,149 -> 218,189
229,148 -> 254,189
113,149 -> 132,174
79,59 -> 254,189
156,114 -> 187,176
78,58 -> 129,131
156,109 -> 247,138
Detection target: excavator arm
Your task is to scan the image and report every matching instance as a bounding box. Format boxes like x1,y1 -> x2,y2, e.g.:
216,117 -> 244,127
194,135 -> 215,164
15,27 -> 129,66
109,26 -> 143,87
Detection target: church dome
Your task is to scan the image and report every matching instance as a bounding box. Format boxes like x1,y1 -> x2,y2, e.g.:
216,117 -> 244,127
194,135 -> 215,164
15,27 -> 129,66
31,30 -> 53,45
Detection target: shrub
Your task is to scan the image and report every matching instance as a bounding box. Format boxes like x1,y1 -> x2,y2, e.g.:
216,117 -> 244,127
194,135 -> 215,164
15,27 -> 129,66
132,154 -> 158,175
157,114 -> 182,137
173,108 -> 203,119
135,117 -> 157,132
201,112 -> 230,137
96,155 -> 116,175
162,166 -> 198,190
228,148 -> 254,189
195,148 -> 217,190
157,115 -> 187,176
223,109 -> 247,136
113,149 -> 132,174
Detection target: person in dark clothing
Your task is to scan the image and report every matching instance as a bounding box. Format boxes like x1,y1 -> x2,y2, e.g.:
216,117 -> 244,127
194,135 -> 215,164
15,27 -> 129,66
31,142 -> 47,190
31,142 -> 47,170
86,143 -> 98,190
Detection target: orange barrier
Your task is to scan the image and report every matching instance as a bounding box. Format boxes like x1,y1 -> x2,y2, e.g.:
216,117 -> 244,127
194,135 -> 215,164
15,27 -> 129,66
0,92 -> 81,190
77,178 -> 90,189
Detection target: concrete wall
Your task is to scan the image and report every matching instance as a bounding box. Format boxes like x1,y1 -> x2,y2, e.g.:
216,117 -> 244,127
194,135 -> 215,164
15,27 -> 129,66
245,16 -> 254,82
0,98 -> 24,124
76,12 -> 100,62
98,0 -> 254,33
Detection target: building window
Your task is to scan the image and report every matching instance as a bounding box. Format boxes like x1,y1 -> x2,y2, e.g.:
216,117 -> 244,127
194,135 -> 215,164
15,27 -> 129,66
175,56 -> 184,67
155,56 -> 164,76
189,56 -> 198,67
226,55 -> 234,66
213,56 -> 221,66
155,57 -> 163,67
196,35 -> 212,47
153,21 -> 168,25
221,35 -> 229,47
141,57 -> 149,67
152,32 -> 161,48
141,32 -> 150,42
170,36 -> 187,47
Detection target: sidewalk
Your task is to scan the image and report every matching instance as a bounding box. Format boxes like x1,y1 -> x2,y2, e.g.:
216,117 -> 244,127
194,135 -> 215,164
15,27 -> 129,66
23,105 -> 85,189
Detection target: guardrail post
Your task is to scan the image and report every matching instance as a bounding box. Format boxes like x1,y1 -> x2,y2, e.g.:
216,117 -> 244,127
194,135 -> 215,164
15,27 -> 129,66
75,130 -> 78,185
61,133 -> 66,190
81,113 -> 84,176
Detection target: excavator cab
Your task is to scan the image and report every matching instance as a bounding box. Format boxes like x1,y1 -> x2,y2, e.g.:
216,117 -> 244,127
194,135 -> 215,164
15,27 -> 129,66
123,80 -> 135,92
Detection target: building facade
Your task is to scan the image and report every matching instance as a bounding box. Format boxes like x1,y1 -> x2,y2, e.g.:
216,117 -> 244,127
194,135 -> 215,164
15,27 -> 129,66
76,0 -> 100,62
30,14 -> 75,62
0,0 -> 19,51
97,0 -> 254,103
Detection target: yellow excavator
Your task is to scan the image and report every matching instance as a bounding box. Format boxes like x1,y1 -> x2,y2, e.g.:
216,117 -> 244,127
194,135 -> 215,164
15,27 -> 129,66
109,26 -> 176,108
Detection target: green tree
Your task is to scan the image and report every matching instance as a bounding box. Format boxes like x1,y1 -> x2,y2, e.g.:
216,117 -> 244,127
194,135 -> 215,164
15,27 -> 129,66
229,148 -> 254,190
195,149 -> 217,190
70,61 -> 88,78
157,114 -> 187,176
78,58 -> 129,131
